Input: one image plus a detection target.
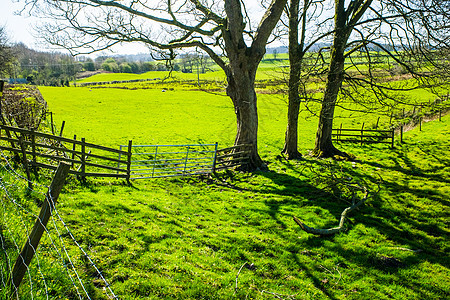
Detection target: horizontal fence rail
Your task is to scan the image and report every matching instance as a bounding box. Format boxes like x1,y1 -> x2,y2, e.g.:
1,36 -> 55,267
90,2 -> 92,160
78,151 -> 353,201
332,124 -> 394,148
0,124 -> 131,180
0,124 -> 252,181
214,144 -> 252,171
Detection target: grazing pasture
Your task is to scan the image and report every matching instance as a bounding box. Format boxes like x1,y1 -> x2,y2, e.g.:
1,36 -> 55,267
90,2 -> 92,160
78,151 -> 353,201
1,74 -> 449,299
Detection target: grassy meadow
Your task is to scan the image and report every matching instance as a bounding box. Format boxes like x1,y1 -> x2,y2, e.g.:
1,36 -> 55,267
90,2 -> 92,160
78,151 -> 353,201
1,67 -> 449,299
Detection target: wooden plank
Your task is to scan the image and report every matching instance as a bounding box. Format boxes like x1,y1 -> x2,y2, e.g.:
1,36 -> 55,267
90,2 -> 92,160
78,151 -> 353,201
217,144 -> 252,154
0,136 -> 20,144
331,128 -> 393,133
0,124 -> 128,155
84,161 -> 128,173
26,141 -> 128,164
331,133 -> 391,139
216,150 -> 251,160
215,156 -> 250,166
0,145 -> 22,154
333,139 -> 392,144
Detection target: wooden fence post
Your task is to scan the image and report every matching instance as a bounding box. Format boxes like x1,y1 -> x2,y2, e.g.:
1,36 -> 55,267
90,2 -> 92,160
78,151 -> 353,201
212,142 -> 218,173
71,135 -> 76,168
0,80 -> 4,121
9,162 -> 70,294
81,138 -> 86,181
126,140 -> 132,184
419,117 -> 422,131
50,112 -> 55,135
391,129 -> 395,149
360,123 -> 365,146
18,136 -> 32,190
59,120 -> 65,137
375,117 -> 380,129
183,146 -> 190,174
400,126 -> 403,144
31,130 -> 37,175
339,123 -> 343,142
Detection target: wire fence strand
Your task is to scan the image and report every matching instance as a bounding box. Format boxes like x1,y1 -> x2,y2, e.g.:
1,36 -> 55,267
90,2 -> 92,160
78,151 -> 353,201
0,149 -> 117,299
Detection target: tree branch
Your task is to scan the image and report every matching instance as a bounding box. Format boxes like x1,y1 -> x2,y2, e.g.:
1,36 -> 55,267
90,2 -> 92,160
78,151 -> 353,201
293,185 -> 371,236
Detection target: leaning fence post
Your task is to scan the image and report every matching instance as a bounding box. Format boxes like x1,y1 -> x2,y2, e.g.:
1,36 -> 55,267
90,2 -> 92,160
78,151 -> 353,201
9,162 -> 70,294
126,140 -> 132,183
59,120 -> 65,137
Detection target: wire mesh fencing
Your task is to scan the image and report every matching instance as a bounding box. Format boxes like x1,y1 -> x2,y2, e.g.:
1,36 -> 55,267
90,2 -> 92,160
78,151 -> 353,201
0,150 -> 117,299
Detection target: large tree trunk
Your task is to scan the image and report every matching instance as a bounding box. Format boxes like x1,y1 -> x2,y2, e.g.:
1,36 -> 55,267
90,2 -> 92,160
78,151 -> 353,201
312,0 -> 349,158
312,0 -> 372,158
222,0 -> 287,171
282,0 -> 302,160
312,46 -> 347,157
226,59 -> 266,170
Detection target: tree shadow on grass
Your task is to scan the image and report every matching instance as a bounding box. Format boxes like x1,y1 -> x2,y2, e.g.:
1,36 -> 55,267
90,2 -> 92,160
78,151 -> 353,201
214,152 -> 449,298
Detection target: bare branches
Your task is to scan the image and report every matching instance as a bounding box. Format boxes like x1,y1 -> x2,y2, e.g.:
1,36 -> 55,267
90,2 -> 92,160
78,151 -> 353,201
252,0 -> 288,52
293,184 -> 371,236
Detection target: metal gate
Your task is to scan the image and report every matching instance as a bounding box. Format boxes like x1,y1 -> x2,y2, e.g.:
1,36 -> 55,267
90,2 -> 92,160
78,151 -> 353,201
118,143 -> 218,179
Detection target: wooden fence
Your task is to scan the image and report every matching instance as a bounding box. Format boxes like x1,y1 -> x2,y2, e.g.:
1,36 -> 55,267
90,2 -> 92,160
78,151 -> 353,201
214,144 -> 252,171
0,124 -> 131,180
0,124 -> 252,181
332,123 -> 395,148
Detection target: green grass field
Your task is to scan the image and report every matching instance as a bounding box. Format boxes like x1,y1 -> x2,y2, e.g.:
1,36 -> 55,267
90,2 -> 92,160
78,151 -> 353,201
1,74 -> 449,299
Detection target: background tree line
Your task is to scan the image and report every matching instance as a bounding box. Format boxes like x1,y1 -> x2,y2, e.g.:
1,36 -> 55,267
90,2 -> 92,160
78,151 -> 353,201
1,27 -> 214,86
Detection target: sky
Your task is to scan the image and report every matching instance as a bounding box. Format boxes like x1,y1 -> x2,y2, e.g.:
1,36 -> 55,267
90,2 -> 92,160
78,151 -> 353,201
1,0 -> 36,47
1,0 -> 151,55
1,0 -> 271,57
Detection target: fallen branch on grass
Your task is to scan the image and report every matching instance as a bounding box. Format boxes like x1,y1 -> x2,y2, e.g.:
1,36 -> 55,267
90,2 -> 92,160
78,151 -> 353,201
293,184 -> 370,236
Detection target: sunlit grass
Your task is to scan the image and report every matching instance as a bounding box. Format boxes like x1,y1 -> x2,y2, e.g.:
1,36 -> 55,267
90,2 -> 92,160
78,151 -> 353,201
30,82 -> 450,299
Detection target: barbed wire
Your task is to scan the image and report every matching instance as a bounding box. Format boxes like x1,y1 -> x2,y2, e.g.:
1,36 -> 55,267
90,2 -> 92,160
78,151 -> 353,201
0,149 -> 117,299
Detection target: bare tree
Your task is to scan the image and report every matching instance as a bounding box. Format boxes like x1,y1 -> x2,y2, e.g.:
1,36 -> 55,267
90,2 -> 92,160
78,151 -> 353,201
21,0 -> 288,170
0,26 -> 15,78
282,0 -> 329,159
312,0 -> 450,157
